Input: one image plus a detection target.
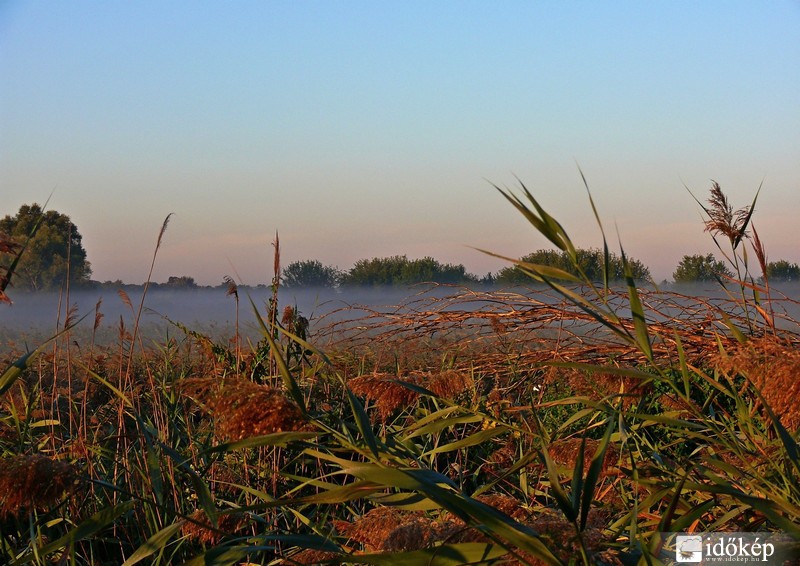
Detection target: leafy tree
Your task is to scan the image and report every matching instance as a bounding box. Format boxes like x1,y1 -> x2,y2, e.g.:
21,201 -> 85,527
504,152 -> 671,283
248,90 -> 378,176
343,255 -> 407,286
341,255 -> 475,286
495,248 -> 650,284
672,253 -> 733,283
765,260 -> 800,282
0,203 -> 91,291
282,260 -> 342,288
163,275 -> 198,288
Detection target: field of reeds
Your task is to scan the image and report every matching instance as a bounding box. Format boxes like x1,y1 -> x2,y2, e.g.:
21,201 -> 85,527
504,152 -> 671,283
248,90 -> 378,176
1,181 -> 799,565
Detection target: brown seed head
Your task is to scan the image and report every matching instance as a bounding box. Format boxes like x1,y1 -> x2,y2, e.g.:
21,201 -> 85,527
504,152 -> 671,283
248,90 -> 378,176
715,337 -> 800,431
281,549 -> 342,565
0,454 -> 81,518
348,370 -> 474,422
545,437 -> 619,477
179,377 -> 307,441
182,509 -> 250,545
340,506 -> 420,551
380,516 -> 441,551
704,181 -> 751,248
348,374 -> 419,422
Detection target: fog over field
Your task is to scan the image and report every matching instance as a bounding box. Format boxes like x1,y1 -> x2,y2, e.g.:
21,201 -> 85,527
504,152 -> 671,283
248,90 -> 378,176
3,283 -> 799,354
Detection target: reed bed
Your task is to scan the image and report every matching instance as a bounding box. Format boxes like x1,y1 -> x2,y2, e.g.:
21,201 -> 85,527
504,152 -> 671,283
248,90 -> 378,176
1,182 -> 798,564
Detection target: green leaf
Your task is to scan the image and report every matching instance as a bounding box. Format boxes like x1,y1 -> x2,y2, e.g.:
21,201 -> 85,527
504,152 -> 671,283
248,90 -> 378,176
580,417 -> 615,531
620,242 -> 653,362
15,501 -> 135,565
346,387 -> 381,458
204,431 -> 318,454
423,427 -> 506,457
352,542 -> 511,565
538,446 -> 577,522
123,522 -> 184,566
248,294 -> 306,412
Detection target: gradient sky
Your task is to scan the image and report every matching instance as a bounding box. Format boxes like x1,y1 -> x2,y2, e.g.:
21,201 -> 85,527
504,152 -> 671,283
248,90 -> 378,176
2,1 -> 798,285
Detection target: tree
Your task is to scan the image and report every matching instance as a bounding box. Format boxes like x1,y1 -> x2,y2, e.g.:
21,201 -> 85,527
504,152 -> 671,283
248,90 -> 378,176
765,260 -> 800,282
341,255 -> 476,286
0,204 -> 91,291
282,260 -> 342,288
163,275 -> 198,289
495,248 -> 651,284
672,254 -> 733,283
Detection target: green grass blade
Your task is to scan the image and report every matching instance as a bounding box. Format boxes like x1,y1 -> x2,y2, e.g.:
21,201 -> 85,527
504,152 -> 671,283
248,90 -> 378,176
248,294 -> 306,412
570,436 -> 587,521
620,241 -> 653,361
123,522 -> 184,566
580,416 -> 615,531
538,446 -> 577,522
15,501 -> 136,565
352,542 -> 511,565
577,165 -> 610,291
423,427 -> 506,457
204,431 -> 318,453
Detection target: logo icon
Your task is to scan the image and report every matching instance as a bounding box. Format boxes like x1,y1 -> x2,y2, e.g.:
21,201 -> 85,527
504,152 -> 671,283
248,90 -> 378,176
676,535 -> 703,562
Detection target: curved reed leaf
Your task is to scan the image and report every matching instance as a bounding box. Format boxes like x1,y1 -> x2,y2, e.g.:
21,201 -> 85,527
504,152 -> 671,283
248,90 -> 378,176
352,542 -> 511,565
14,501 -> 136,565
123,522 -> 184,566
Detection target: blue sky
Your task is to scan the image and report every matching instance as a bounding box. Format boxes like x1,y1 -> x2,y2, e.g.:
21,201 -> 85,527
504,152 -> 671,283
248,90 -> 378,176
2,1 -> 798,284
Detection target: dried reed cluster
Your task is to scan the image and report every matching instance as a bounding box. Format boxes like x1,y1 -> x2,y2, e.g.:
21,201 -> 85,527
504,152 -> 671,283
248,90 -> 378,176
526,510 -> 607,564
0,454 -> 81,518
335,497 -> 610,564
703,181 -> 752,247
546,437 -> 620,477
715,337 -> 800,431
178,377 -> 307,441
181,509 -> 250,545
281,549 -> 342,565
281,305 -> 309,337
335,506 -> 478,553
348,370 -> 474,421
542,367 -> 649,409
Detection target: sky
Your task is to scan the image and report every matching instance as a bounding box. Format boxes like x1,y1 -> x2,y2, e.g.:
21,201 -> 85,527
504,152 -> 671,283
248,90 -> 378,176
1,1 -> 799,285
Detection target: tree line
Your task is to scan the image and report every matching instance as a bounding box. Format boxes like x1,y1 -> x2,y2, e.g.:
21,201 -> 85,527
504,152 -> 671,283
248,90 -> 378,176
2,203 -> 799,293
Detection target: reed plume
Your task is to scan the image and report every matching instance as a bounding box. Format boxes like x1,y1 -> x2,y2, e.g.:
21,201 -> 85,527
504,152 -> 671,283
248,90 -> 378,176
703,180 -> 752,248
716,337 -> 800,431
181,508 -> 250,545
337,506 -> 418,551
179,377 -> 307,441
349,370 -> 474,422
281,549 -> 342,565
0,454 -> 81,518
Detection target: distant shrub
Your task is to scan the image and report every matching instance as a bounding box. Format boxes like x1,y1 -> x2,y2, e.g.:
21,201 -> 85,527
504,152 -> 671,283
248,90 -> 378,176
672,253 -> 733,283
282,259 -> 342,288
495,248 -> 651,284
765,259 -> 800,282
341,255 -> 476,286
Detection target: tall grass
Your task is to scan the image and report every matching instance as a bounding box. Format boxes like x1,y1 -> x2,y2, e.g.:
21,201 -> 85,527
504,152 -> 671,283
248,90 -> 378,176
1,179 -> 798,564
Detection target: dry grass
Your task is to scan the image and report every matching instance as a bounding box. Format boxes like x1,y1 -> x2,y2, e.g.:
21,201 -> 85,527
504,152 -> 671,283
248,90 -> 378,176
703,180 -> 752,246
0,454 -> 81,518
280,548 -> 342,564
715,336 -> 800,431
335,506 -> 418,552
181,508 -> 251,545
348,369 -> 474,422
178,377 -> 308,441
316,284 -> 774,381
546,438 -> 619,478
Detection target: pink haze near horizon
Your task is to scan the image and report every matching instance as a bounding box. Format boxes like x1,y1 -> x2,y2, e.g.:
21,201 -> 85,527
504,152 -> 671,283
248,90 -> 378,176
1,1 -> 798,285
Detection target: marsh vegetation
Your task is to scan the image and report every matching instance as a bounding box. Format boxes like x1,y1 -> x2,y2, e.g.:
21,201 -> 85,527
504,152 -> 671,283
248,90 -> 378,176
1,181 -> 798,564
